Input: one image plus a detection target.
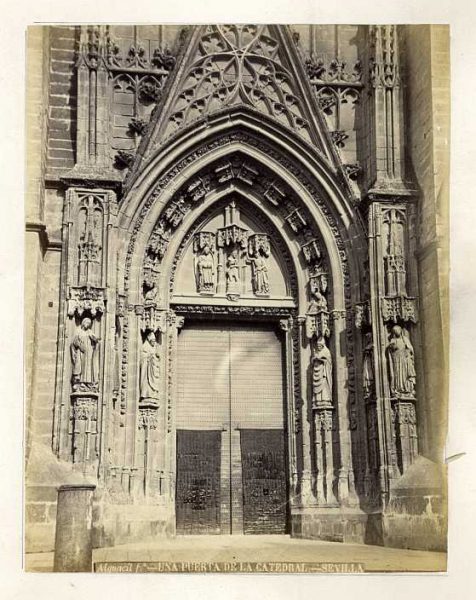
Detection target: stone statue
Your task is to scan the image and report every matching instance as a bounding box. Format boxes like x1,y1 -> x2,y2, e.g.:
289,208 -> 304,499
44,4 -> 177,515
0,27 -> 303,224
362,333 -> 374,398
311,337 -> 333,408
70,317 -> 100,391
386,325 -> 416,397
140,331 -> 161,404
196,244 -> 215,293
249,254 -> 269,295
144,285 -> 158,305
226,249 -> 240,292
307,288 -> 328,313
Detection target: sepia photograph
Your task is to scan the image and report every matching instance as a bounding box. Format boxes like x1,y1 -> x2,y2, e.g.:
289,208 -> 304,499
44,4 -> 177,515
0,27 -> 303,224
24,22 -> 450,574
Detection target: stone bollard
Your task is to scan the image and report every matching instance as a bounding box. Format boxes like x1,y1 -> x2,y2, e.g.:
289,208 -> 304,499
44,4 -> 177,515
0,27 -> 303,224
53,484 -> 96,572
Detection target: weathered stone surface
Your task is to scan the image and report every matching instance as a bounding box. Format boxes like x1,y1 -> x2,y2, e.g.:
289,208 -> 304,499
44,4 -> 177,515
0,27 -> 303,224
53,484 -> 96,572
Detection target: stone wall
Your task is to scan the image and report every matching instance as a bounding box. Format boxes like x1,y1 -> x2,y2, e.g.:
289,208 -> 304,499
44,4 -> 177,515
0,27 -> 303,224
405,25 -> 450,463
46,26 -> 78,177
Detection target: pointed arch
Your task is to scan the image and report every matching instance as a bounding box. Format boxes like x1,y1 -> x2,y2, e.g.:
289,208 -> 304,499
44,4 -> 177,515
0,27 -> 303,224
117,114 -> 366,312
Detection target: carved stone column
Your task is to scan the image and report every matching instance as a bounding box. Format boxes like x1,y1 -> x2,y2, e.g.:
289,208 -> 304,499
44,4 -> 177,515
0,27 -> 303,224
135,308 -> 167,499
164,309 -> 185,509
365,25 -> 406,191
279,317 -> 299,505
54,188 -> 117,476
365,199 -> 419,506
76,25 -> 111,169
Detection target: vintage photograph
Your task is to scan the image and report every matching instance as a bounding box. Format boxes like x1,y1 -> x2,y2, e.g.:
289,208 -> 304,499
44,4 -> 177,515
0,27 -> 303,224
24,24 -> 449,573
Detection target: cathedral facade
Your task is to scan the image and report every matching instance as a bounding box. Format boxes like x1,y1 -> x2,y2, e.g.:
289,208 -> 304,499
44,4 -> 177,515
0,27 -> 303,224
25,25 -> 449,553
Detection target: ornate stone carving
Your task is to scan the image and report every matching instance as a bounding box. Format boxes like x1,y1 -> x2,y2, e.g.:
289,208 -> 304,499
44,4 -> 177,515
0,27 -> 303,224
137,305 -> 167,334
70,317 -> 100,393
161,25 -> 313,142
138,407 -> 159,430
313,403 -> 336,505
173,304 -> 295,322
344,163 -> 361,180
70,394 -> 99,466
114,150 -> 135,170
354,300 -> 371,329
330,130 -> 349,148
193,232 -> 216,294
77,195 -> 103,287
381,296 -> 418,324
386,325 -> 416,398
391,400 -> 418,473
311,337 -> 333,410
139,332 -> 161,407
305,54 -> 362,85
128,117 -> 148,136
285,208 -> 308,233
67,287 -> 105,318
215,202 -> 248,300
105,29 -> 176,73
73,395 -> 98,421
301,237 -> 323,265
148,221 -> 171,259
186,175 -> 212,202
382,208 -> 407,296
369,25 -> 400,89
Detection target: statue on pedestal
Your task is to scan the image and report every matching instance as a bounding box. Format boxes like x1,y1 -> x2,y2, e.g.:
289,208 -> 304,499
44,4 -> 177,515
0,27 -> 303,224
70,317 -> 100,392
226,249 -> 241,293
140,331 -> 161,405
386,325 -> 416,397
196,244 -> 215,293
311,337 -> 333,408
249,253 -> 270,295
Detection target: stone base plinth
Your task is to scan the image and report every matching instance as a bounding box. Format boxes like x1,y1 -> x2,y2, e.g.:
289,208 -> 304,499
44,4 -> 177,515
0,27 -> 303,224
290,508 -> 368,544
92,503 -> 175,548
381,456 -> 447,551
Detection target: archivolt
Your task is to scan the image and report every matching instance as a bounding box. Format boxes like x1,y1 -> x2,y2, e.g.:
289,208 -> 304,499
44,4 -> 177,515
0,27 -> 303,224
118,129 -> 366,313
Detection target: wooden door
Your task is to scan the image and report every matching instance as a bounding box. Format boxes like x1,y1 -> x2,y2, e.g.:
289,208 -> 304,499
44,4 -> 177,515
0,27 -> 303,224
240,429 -> 287,534
175,430 -> 222,534
176,321 -> 287,534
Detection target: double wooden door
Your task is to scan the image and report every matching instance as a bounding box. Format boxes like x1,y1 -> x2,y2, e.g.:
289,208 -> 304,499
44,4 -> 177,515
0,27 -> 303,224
176,321 -> 287,535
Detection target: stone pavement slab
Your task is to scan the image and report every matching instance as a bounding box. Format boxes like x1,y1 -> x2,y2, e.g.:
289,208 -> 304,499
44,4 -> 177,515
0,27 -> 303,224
25,535 -> 447,573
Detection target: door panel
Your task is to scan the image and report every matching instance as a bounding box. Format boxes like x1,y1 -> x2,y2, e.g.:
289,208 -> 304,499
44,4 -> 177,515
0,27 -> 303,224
230,326 -> 285,428
176,430 -> 222,534
240,429 -> 287,534
176,321 -> 287,534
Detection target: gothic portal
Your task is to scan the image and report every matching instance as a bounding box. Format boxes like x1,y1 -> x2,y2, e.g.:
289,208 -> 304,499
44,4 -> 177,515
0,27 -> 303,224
25,24 -> 449,552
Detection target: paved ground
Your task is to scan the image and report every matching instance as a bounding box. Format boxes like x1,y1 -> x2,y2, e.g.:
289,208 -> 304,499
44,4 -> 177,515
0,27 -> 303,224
25,535 -> 446,573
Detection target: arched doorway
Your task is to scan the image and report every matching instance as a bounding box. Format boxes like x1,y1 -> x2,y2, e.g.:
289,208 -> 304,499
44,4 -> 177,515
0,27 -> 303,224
56,118 -> 369,543
170,196 -> 297,535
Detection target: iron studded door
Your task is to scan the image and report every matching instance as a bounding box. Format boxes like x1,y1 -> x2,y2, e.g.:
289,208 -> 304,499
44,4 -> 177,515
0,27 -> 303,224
175,430 -> 221,535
